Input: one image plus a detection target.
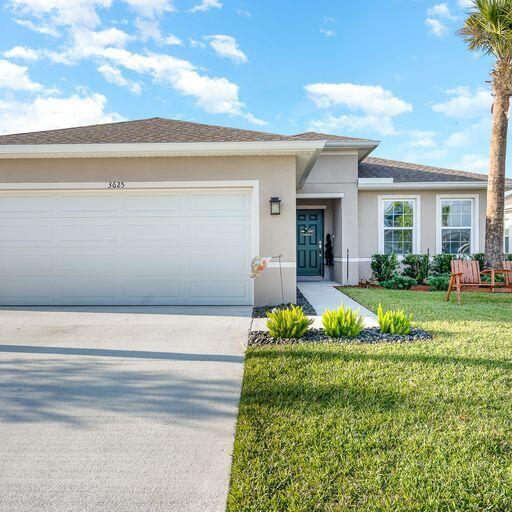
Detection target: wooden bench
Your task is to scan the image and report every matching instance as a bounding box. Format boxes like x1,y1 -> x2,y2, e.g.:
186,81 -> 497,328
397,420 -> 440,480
446,260 -> 496,304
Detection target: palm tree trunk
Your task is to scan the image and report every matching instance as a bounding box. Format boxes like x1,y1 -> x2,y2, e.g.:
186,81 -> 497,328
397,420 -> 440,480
485,88 -> 509,268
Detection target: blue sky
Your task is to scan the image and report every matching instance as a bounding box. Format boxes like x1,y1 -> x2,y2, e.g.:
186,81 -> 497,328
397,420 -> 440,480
1,0 -> 509,176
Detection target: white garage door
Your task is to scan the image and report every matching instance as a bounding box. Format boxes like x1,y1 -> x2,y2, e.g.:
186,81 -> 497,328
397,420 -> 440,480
0,188 -> 254,306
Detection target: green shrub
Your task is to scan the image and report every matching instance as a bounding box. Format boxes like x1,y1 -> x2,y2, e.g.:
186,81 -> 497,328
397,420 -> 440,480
371,253 -> 398,283
505,253 -> 512,261
322,306 -> 365,338
377,304 -> 413,335
380,274 -> 417,290
427,274 -> 451,291
266,305 -> 313,339
402,254 -> 430,284
471,253 -> 485,269
431,254 -> 454,275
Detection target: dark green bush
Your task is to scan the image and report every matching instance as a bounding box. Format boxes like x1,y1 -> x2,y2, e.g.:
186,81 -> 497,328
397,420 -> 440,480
505,254 -> 512,261
402,254 -> 430,284
431,254 -> 454,275
427,274 -> 451,291
471,253 -> 485,269
371,254 -> 398,283
381,274 -> 417,290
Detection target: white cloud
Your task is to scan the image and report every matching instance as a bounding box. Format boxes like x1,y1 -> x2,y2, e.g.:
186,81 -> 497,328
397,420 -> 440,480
49,27 -> 132,63
98,63 -> 141,94
0,59 -> 43,91
409,130 -> 437,148
190,0 -> 222,13
163,34 -> 183,45
3,46 -> 40,61
305,82 -> 412,116
458,0 -> 474,8
445,117 -> 490,147
123,0 -> 174,18
8,0 -> 112,28
448,153 -> 489,173
14,18 -> 59,36
206,35 -> 247,63
320,28 -> 336,38
305,83 -> 411,136
432,87 -> 492,118
134,17 -> 161,41
0,93 -> 124,134
426,17 -> 448,37
308,114 -> 396,136
427,3 -> 456,20
236,8 -> 251,17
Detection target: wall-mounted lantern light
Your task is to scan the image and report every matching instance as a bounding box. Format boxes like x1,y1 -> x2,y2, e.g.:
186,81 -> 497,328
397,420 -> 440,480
269,196 -> 281,215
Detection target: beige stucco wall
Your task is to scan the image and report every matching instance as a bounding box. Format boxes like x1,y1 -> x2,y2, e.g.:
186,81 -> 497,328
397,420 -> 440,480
299,153 -> 360,284
357,188 -> 488,279
0,155 -> 297,306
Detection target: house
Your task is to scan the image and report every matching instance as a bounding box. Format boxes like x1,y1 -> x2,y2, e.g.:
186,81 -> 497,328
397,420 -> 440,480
506,191 -> 512,253
0,117 -> 508,307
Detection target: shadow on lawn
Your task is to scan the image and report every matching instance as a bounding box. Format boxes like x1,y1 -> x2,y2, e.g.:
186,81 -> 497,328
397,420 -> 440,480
248,349 -> 512,372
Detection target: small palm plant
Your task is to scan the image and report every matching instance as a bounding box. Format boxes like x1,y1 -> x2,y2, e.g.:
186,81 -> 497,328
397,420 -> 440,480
322,306 -> 365,338
377,304 -> 413,335
266,305 -> 313,339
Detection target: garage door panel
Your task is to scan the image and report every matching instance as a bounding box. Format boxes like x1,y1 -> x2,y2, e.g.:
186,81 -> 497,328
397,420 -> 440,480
0,188 -> 253,306
190,280 -> 250,300
0,223 -> 52,243
189,192 -> 249,212
189,249 -> 249,274
124,251 -> 184,272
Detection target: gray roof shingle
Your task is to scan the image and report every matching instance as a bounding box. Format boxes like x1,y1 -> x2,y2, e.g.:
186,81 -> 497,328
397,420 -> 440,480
0,117 -> 295,145
359,157 -> 489,183
291,131 -> 376,143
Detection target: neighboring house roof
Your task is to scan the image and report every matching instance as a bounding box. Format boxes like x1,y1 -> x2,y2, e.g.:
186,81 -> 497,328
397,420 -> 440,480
360,157 -> 490,183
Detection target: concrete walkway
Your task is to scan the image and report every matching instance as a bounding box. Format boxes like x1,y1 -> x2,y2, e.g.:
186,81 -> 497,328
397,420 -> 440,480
298,281 -> 378,328
0,306 -> 252,512
251,282 -> 378,330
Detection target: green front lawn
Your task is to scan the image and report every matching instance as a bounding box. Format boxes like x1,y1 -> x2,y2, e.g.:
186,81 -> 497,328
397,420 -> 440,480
228,289 -> 512,511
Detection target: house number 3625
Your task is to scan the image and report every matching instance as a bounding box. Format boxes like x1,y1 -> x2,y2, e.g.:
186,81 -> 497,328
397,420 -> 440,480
108,181 -> 125,189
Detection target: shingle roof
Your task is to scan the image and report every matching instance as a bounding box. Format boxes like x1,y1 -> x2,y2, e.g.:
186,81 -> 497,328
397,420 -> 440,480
291,131 -> 376,143
0,117 -> 295,145
359,157 -> 489,183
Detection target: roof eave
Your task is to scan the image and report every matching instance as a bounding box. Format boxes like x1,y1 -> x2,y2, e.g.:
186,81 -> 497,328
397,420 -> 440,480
323,140 -> 380,161
358,180 -> 489,190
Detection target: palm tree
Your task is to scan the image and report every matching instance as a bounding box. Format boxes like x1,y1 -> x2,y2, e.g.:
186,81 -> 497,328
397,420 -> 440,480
459,0 -> 512,267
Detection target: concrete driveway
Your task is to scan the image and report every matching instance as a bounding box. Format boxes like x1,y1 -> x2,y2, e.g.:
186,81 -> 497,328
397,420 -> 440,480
0,306 -> 251,512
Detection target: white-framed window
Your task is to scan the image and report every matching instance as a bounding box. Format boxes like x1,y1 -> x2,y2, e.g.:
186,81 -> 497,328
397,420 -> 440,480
378,195 -> 420,255
505,224 -> 511,254
436,195 -> 479,255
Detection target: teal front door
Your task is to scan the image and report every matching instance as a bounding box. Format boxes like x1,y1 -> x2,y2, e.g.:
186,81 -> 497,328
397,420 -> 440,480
297,210 -> 324,277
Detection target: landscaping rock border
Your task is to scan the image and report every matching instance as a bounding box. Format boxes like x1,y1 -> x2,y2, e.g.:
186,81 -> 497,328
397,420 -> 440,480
252,287 -> 317,318
248,327 -> 433,346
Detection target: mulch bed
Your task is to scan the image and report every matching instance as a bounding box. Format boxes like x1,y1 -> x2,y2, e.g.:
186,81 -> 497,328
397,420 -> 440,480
252,287 -> 317,318
248,327 -> 433,346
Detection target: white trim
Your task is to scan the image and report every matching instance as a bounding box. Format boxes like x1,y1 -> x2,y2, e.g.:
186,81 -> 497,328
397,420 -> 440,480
320,150 -> 359,156
296,205 -> 327,210
0,140 -> 325,159
296,193 -> 345,199
359,178 -> 393,184
0,179 -> 259,191
267,262 -> 296,268
435,194 -> 479,255
334,257 -> 372,263
359,181 -> 487,190
378,195 -> 421,254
